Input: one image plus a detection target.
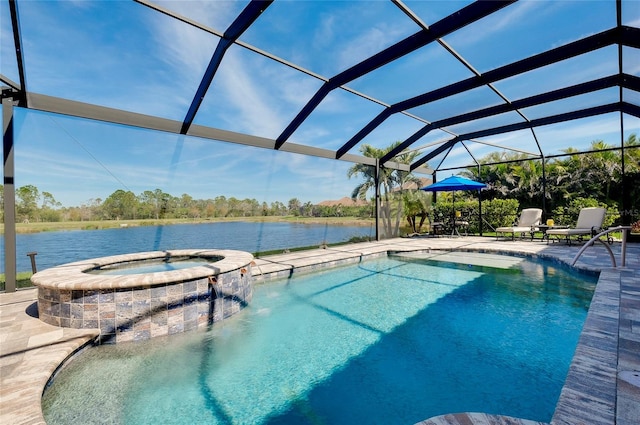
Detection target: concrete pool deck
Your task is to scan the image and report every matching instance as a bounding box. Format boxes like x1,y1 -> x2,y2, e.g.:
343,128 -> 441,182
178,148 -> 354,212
1,236 -> 638,424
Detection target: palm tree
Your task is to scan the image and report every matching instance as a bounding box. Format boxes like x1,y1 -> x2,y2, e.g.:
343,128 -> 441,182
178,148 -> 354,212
348,142 -> 423,237
623,133 -> 639,173
462,152 -> 520,199
550,141 -> 623,204
402,190 -> 431,233
511,158 -> 545,205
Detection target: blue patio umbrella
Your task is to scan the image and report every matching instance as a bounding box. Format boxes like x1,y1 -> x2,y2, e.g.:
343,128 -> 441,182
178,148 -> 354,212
420,175 -> 487,192
421,175 -> 486,235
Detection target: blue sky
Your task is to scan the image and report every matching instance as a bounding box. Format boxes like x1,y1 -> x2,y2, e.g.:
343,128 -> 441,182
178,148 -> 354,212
1,0 -> 639,207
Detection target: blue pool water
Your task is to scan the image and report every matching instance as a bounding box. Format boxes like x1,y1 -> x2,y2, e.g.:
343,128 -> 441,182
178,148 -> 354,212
42,255 -> 597,424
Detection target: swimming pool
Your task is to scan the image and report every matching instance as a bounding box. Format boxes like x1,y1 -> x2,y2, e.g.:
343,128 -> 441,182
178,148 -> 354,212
42,254 -> 597,424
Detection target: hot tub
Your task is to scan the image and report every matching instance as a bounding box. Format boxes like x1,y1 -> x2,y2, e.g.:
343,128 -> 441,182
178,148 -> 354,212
31,249 -> 254,343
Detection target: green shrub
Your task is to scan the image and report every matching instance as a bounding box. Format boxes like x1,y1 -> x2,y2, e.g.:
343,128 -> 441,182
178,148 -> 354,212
481,199 -> 520,230
429,198 -> 519,234
551,197 -> 619,227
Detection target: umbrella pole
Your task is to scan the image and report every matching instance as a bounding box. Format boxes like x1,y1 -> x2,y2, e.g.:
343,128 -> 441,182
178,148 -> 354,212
451,190 -> 456,237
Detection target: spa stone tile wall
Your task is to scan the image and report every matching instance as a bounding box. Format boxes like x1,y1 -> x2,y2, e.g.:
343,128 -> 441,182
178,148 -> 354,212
37,268 -> 252,344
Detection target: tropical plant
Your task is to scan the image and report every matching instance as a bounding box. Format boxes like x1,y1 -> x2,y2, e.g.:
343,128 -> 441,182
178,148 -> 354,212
348,142 -> 422,238
402,190 -> 431,234
551,197 -> 619,228
480,198 -> 520,230
462,152 -> 521,199
463,134 -> 638,224
287,198 -> 302,216
511,158 -> 545,204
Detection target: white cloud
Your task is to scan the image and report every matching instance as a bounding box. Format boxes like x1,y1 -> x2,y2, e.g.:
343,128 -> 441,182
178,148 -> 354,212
626,15 -> 640,28
216,53 -> 286,137
445,1 -> 542,49
536,115 -> 628,147
486,1 -> 544,34
152,0 -> 242,30
143,5 -> 220,109
337,26 -> 398,71
313,14 -> 336,50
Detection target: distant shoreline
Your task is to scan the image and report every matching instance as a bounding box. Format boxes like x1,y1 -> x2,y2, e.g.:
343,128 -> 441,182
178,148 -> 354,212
1,216 -> 375,235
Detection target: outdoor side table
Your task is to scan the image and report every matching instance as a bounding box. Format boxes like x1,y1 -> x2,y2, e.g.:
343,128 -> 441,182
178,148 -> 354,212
538,225 -> 569,242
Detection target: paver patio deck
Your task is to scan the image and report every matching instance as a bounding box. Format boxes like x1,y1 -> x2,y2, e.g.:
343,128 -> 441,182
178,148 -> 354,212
1,236 -> 638,424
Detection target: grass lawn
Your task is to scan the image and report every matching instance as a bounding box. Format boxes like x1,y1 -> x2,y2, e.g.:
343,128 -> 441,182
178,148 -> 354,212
0,272 -> 34,292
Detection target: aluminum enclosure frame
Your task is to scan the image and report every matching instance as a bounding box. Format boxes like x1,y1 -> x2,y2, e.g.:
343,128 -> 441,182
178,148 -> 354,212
2,0 -> 639,292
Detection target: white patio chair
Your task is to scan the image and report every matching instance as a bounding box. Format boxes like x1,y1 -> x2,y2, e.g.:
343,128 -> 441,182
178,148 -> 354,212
546,207 -> 606,245
496,208 -> 543,241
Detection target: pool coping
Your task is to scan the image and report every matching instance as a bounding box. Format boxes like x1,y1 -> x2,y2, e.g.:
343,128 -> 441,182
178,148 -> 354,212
30,249 -> 254,290
1,237 -> 638,424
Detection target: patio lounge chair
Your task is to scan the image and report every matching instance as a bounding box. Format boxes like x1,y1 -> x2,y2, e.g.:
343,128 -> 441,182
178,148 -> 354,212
546,207 -> 606,245
496,208 -> 543,240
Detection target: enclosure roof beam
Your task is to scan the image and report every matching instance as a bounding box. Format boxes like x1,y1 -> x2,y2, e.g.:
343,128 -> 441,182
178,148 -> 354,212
388,0 -> 534,163
622,102 -> 640,119
409,102 -> 626,171
180,1 -> 273,135
25,92 -> 433,172
457,103 -> 623,140
411,102 -> 628,169
396,26 -> 633,113
411,138 -> 458,171
380,124 -> 434,166
621,25 -> 640,48
339,26 -> 631,159
274,0 -> 515,150
8,0 -> 27,107
380,74 -> 632,164
622,73 -> 640,93
0,75 -> 21,93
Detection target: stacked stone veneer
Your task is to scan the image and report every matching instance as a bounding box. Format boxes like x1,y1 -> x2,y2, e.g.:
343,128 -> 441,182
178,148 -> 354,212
32,249 -> 254,344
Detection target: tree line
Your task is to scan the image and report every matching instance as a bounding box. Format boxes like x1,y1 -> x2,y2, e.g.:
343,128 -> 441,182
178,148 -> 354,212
2,135 -> 638,232
0,186 -> 372,223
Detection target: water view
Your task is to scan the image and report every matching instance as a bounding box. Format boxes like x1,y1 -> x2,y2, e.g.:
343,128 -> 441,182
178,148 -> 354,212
1,221 -> 374,273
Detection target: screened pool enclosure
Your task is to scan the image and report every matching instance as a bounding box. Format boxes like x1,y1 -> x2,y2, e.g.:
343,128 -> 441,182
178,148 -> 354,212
2,0 -> 639,291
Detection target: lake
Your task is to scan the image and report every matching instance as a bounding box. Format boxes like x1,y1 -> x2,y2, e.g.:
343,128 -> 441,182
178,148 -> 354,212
1,221 -> 375,274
